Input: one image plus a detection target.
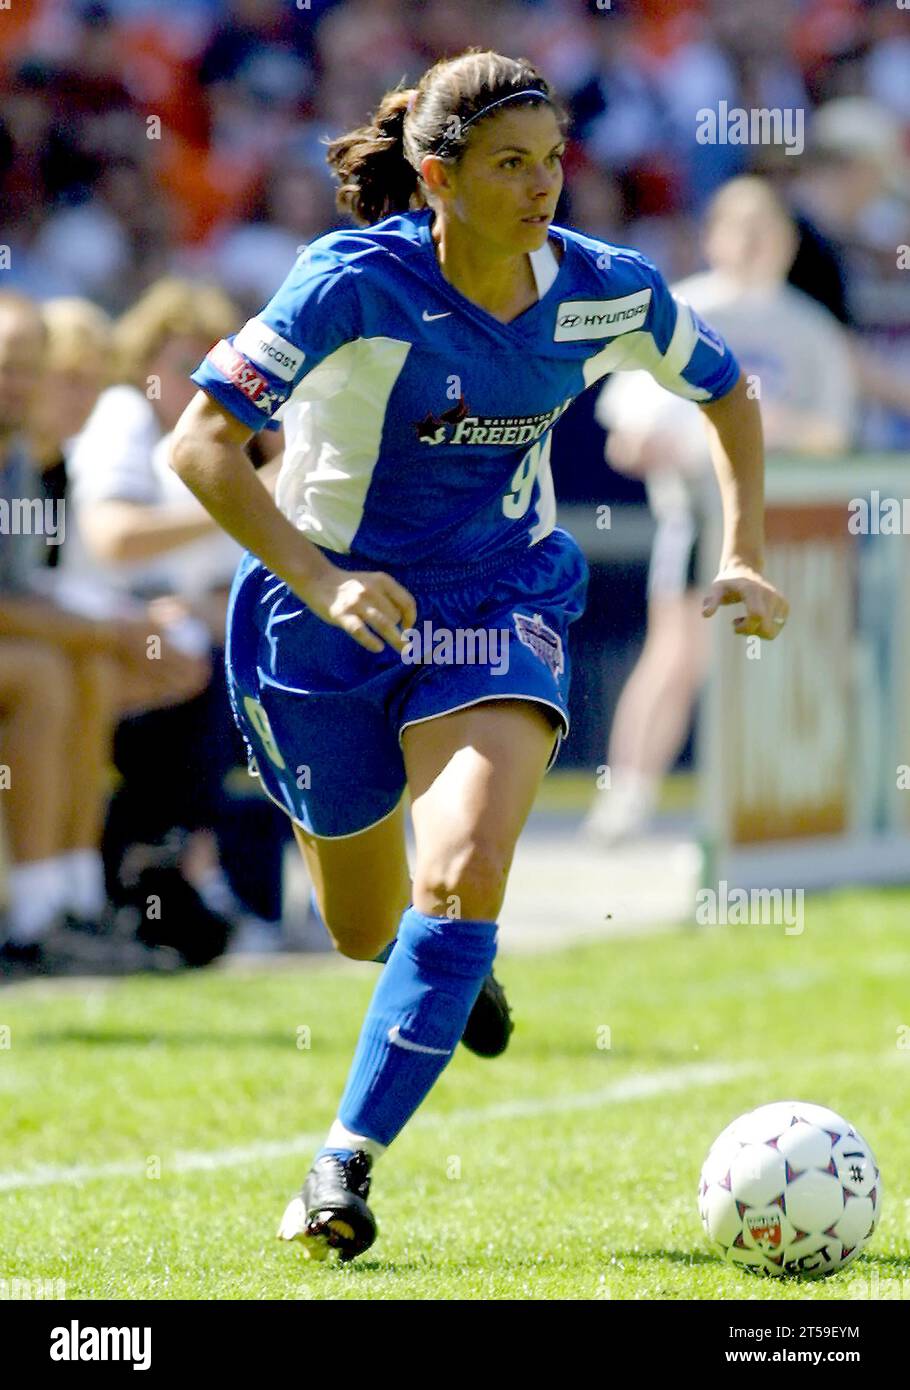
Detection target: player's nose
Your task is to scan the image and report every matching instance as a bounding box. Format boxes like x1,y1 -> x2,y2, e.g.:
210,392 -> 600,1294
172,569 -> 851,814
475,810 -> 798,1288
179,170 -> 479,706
527,164 -> 559,199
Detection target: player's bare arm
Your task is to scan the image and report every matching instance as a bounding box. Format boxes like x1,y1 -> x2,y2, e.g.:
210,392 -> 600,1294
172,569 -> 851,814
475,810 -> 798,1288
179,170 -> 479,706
169,390 -> 415,654
698,370 -> 790,640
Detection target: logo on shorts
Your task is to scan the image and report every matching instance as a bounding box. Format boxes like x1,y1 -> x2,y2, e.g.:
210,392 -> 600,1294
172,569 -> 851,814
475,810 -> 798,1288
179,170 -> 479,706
512,612 -> 564,679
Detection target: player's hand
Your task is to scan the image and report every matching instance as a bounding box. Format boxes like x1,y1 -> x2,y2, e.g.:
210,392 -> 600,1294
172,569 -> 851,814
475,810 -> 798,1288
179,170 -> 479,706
299,566 -> 417,654
702,565 -> 789,640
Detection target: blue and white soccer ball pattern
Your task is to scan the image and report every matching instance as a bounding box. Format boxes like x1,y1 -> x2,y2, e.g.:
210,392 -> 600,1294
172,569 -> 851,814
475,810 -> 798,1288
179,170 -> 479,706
698,1101 -> 881,1277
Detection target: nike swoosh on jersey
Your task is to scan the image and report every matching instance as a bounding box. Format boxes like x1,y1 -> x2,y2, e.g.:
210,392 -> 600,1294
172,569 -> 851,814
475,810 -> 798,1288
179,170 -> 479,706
422,310 -> 452,321
387,1023 -> 451,1055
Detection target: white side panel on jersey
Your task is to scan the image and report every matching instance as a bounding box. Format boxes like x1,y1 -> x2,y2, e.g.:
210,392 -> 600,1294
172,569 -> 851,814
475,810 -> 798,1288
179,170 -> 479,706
581,298 -> 711,402
275,336 -> 412,552
529,430 -> 557,545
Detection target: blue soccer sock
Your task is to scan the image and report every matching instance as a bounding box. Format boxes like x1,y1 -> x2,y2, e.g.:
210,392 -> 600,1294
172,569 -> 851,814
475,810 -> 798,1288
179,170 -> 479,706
334,907 -> 498,1149
371,892 -> 412,963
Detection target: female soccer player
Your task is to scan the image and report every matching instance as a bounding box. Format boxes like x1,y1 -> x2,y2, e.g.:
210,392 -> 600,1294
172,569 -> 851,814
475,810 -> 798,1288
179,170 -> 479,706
170,49 -> 789,1263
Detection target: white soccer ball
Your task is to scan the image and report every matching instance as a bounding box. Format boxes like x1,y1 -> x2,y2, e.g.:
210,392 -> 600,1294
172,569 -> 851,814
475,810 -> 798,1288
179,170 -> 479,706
698,1101 -> 882,1277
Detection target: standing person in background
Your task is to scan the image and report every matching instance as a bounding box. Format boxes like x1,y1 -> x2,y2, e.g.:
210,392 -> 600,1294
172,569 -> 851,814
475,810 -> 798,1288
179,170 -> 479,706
583,177 -> 855,846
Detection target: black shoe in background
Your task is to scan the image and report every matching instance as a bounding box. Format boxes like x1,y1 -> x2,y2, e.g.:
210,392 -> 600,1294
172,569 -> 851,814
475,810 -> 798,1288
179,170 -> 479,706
125,865 -> 234,968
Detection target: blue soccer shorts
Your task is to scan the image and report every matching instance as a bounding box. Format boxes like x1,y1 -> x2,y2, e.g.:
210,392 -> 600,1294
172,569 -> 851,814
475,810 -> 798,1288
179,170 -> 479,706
224,527 -> 589,838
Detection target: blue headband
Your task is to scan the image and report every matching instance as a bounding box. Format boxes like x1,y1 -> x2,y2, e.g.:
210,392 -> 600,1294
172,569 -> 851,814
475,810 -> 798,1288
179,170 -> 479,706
431,89 -> 552,154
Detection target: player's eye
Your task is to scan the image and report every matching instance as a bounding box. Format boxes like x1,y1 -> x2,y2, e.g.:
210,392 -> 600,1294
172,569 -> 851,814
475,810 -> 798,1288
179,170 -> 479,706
499,149 -> 564,171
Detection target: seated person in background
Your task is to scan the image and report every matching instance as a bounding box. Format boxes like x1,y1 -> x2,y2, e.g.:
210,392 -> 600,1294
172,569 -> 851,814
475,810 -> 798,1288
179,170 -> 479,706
66,278 -> 289,942
583,177 -> 857,846
28,298 -> 114,568
0,291 -> 206,976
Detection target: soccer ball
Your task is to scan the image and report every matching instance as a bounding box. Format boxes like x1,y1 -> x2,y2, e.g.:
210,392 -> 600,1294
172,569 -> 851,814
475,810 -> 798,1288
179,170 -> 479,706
698,1101 -> 881,1277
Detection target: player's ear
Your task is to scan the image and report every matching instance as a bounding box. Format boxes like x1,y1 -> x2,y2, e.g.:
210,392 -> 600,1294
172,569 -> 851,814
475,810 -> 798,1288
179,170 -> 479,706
420,154 -> 454,200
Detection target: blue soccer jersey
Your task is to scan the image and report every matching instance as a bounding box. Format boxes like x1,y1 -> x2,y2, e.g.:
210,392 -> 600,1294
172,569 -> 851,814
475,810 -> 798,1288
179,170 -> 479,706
191,207 -> 740,567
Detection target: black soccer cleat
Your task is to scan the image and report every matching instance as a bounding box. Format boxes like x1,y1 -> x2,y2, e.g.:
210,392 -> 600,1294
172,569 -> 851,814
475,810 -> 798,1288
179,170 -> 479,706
460,970 -> 514,1058
277,1150 -> 377,1263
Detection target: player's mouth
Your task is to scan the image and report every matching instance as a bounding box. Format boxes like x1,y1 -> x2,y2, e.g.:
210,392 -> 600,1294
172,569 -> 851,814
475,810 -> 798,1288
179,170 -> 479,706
521,214 -> 551,225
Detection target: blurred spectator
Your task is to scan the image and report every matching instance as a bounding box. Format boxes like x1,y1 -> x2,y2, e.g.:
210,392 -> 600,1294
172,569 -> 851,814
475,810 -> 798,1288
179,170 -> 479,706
0,290 -> 204,976
68,277 -> 242,599
184,161 -> 338,316
786,97 -> 910,449
3,0 -> 906,358
865,3 -> 910,124
564,159 -> 625,244
568,10 -> 681,206
66,278 -> 290,943
30,157 -> 173,313
198,0 -> 316,87
583,177 -> 857,845
316,0 -> 421,92
28,297 -> 114,570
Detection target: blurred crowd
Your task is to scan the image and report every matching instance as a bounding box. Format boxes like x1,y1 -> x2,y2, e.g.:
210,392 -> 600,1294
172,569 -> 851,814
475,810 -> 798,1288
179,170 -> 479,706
1,0 -> 908,441
0,279 -> 292,979
1,0 -> 909,975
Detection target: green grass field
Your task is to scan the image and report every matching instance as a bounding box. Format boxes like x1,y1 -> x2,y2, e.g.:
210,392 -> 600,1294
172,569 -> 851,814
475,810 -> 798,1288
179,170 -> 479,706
1,886 -> 908,1300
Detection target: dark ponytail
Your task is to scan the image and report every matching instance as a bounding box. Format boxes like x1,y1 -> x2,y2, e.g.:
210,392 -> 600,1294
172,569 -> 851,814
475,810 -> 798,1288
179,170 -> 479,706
325,87 -> 422,227
325,49 -> 568,228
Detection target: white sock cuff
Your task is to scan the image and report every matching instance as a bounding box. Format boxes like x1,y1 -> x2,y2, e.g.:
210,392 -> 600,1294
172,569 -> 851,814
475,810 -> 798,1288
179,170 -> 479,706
325,1119 -> 387,1162
7,857 -> 70,942
60,849 -> 106,919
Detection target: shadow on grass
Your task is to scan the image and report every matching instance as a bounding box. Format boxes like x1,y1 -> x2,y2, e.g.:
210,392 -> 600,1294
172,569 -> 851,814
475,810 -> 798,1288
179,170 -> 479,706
29,1028 -> 307,1049
26,1032 -> 719,1066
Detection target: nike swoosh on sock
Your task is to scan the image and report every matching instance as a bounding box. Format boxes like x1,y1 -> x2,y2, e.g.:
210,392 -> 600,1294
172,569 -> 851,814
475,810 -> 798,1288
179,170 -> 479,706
387,1024 -> 451,1056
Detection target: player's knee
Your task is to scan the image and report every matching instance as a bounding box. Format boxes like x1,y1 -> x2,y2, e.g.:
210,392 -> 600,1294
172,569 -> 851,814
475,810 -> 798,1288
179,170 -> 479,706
320,905 -> 399,962
413,837 -> 509,921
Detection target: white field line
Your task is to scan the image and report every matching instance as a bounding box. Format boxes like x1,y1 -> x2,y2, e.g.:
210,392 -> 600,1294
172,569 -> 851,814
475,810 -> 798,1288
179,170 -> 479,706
0,1061 -> 750,1193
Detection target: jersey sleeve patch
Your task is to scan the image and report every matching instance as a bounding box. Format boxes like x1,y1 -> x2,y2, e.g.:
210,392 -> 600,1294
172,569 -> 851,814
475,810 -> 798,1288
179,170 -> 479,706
232,318 -> 306,382
196,339 -> 287,428
190,253 -> 359,430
